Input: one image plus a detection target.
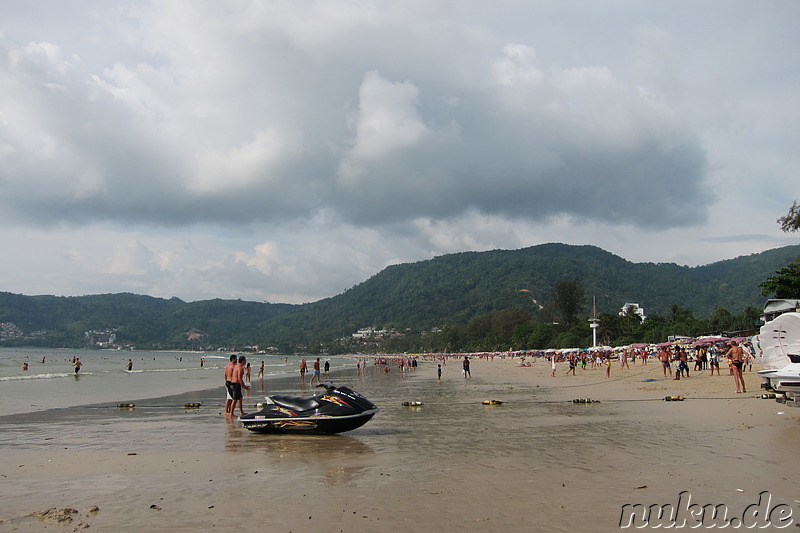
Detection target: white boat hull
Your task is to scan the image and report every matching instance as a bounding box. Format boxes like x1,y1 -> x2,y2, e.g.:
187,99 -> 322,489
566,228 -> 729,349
754,311 -> 800,407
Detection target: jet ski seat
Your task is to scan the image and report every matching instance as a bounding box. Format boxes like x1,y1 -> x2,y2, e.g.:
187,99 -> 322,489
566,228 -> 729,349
269,395 -> 320,411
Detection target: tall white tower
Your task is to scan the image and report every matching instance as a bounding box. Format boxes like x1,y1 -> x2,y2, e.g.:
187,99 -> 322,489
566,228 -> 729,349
589,296 -> 599,348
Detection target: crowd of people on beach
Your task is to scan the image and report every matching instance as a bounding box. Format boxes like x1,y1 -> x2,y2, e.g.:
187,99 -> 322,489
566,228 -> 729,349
211,335 -> 758,418
410,338 -> 756,393
359,336 -> 756,395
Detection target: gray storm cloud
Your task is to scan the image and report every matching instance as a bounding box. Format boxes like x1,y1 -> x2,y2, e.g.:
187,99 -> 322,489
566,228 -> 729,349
0,2 -> 708,230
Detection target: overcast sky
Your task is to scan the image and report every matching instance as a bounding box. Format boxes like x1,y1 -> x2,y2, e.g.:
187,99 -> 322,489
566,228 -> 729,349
1,1 -> 798,305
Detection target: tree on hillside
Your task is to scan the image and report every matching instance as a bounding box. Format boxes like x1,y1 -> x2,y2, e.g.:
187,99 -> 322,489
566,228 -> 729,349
707,306 -> 735,333
551,279 -> 585,328
760,262 -> 800,299
778,200 -> 800,232
760,201 -> 800,298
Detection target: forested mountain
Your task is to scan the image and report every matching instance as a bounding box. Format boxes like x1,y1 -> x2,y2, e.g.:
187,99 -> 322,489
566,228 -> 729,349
1,243 -> 798,350
255,243 -> 800,345
0,292 -> 293,349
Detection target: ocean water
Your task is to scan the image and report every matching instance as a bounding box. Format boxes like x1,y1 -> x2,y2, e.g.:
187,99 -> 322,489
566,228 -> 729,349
0,347 -> 346,417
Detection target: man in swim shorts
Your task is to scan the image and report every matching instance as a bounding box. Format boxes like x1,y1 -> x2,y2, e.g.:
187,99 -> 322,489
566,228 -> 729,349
299,359 -> 307,385
657,347 -> 672,378
224,354 -> 237,416
230,355 -> 250,416
310,358 -> 321,385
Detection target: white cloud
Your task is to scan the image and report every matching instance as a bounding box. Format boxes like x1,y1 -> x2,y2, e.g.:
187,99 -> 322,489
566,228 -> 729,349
0,0 -> 797,304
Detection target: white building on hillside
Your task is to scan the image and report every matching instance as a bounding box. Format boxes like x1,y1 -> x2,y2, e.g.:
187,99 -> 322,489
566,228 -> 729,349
620,302 -> 646,322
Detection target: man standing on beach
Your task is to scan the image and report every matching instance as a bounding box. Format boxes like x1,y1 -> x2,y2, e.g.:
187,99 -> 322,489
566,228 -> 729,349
709,345 -> 720,376
299,359 -> 307,385
726,341 -> 746,394
658,347 -> 672,378
310,358 -> 322,386
231,355 -> 250,416
224,355 -> 237,416
463,356 -> 471,378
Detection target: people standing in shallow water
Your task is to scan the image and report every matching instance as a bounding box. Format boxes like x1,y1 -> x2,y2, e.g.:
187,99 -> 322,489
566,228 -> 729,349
73,358 -> 82,375
463,356 -> 471,378
127,359 -> 133,371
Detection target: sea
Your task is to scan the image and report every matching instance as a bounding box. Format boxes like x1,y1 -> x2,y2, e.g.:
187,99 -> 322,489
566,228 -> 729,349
0,347 -> 343,417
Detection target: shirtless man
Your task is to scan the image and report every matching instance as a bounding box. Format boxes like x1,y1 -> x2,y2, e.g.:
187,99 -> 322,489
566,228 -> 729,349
658,348 -> 672,378
224,355 -> 237,416
299,359 -> 307,385
310,358 -> 322,386
231,355 -> 250,416
726,341 -> 746,393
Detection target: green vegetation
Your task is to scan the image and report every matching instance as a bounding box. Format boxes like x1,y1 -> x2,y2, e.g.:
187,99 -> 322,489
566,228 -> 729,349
1,243 -> 799,352
759,262 -> 800,299
0,293 -> 293,350
778,200 -> 800,233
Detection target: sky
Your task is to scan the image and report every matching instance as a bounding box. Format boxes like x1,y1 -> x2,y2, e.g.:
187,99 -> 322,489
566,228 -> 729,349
1,0 -> 798,305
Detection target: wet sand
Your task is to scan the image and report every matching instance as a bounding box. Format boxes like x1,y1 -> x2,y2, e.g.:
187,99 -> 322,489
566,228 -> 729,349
0,358 -> 798,532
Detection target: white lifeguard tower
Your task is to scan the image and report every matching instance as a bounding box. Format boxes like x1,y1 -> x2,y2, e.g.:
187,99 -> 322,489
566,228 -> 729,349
589,296 -> 600,348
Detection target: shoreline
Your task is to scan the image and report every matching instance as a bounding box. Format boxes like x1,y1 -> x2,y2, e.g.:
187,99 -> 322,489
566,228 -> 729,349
1,356 -> 798,532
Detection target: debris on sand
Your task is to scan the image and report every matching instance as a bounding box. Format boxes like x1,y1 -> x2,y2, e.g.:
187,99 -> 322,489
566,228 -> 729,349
29,506 -> 99,528
31,508 -> 79,524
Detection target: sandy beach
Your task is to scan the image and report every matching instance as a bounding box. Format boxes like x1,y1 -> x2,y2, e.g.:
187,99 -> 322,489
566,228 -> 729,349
0,356 -> 798,532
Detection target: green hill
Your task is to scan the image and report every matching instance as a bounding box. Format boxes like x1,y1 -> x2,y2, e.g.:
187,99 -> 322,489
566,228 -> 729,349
0,292 -> 293,349
256,243 -> 800,344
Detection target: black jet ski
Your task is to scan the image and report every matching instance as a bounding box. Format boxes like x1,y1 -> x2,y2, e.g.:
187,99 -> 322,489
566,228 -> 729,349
239,382 -> 378,434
